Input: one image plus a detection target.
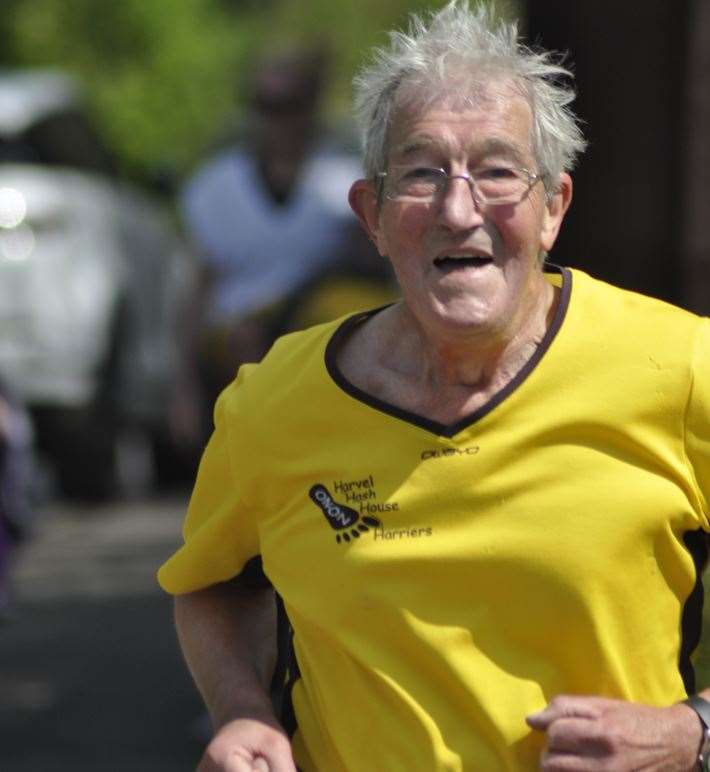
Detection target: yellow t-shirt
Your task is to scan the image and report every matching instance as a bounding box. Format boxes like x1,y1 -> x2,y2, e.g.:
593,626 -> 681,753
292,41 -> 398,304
159,267 -> 710,771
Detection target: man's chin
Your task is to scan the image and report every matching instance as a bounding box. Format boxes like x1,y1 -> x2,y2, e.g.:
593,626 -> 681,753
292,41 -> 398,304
422,299 -> 502,336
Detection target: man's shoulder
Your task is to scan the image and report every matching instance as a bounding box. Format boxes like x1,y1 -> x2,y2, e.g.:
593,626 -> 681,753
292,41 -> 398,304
263,316 -> 348,369
222,314 -> 360,411
568,268 -> 707,378
572,268 -> 703,329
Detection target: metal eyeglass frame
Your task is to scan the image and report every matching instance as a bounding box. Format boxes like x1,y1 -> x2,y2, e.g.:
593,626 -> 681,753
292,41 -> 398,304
375,166 -> 544,206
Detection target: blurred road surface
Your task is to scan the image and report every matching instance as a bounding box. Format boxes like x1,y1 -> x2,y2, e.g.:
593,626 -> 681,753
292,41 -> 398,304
0,494 -> 205,771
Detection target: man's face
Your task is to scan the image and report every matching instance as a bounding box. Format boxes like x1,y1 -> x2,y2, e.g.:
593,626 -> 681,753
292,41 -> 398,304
350,84 -> 571,343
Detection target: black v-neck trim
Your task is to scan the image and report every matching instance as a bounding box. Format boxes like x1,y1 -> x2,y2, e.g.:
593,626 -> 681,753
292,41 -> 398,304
324,265 -> 572,438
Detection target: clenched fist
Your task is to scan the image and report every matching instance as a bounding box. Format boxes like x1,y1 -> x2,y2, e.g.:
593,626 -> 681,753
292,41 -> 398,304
527,695 -> 702,771
197,718 -> 297,772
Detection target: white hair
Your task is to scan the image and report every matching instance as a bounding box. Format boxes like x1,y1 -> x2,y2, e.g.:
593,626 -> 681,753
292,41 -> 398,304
353,1 -> 587,189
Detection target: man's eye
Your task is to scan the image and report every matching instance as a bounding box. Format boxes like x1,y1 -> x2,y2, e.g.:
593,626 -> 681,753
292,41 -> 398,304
401,167 -> 442,181
478,167 -> 518,180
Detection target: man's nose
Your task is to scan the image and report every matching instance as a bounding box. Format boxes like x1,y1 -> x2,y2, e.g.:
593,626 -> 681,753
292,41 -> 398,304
436,176 -> 485,231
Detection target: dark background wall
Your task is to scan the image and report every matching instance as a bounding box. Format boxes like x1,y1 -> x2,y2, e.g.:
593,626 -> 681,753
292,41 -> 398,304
525,0 -> 708,311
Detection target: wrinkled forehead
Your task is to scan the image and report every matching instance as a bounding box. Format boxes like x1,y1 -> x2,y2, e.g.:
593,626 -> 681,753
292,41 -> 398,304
395,71 -> 530,112
387,78 -> 535,163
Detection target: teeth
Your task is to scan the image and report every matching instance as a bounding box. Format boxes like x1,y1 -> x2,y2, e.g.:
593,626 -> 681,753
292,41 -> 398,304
434,255 -> 491,265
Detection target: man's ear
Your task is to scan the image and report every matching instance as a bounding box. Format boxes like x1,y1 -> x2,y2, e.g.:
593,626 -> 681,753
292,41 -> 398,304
540,172 -> 573,253
348,179 -> 387,257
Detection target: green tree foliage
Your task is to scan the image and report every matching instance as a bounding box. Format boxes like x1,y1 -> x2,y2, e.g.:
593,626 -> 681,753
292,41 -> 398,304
1,0 -> 519,182
7,0 -> 256,179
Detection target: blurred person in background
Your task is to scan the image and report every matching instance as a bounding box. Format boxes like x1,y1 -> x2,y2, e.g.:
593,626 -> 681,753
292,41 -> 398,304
178,44 -> 395,440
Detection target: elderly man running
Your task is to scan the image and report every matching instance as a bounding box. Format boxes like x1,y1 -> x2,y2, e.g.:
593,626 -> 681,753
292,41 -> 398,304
159,2 -> 710,769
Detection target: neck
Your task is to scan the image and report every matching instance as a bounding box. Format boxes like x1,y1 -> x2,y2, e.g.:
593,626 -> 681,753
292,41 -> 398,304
383,279 -> 556,395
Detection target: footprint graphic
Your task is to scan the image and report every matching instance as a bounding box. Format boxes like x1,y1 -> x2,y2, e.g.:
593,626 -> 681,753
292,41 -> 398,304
309,484 -> 382,543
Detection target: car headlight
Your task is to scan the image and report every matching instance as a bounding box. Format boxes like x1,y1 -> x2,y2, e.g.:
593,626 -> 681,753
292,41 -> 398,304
0,187 -> 27,228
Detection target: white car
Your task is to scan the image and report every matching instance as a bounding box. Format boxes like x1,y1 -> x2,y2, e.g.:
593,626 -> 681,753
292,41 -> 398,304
0,70 -> 192,498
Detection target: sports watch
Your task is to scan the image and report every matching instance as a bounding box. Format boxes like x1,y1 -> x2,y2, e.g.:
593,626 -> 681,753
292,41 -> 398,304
683,695 -> 710,771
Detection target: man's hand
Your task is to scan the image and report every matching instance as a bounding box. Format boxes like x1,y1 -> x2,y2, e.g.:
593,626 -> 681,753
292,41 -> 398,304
198,718 -> 297,772
526,695 -> 702,771
174,583 -> 285,771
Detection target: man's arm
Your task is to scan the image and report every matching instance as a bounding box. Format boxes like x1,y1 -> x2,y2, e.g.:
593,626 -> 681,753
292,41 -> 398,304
527,692 -> 709,771
174,577 -> 297,772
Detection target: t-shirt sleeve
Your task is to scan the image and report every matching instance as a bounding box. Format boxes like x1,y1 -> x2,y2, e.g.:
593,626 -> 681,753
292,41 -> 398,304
685,317 -> 710,530
157,370 -> 265,594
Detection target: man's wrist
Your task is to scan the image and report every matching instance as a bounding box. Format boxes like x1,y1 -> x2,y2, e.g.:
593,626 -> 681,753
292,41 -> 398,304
210,698 -> 281,733
681,695 -> 710,771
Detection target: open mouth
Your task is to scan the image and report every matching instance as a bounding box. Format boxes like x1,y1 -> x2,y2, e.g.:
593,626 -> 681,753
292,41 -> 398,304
433,255 -> 493,271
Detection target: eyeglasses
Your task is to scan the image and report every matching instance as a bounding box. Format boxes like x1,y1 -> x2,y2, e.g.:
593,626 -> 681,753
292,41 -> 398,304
376,165 -> 543,206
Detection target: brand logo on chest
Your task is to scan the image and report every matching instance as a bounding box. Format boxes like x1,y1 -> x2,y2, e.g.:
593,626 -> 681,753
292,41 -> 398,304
309,484 -> 381,544
309,474 -> 430,546
420,445 -> 480,461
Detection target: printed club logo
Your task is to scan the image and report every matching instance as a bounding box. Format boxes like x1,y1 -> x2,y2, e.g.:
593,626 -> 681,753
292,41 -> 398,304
309,484 -> 382,544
